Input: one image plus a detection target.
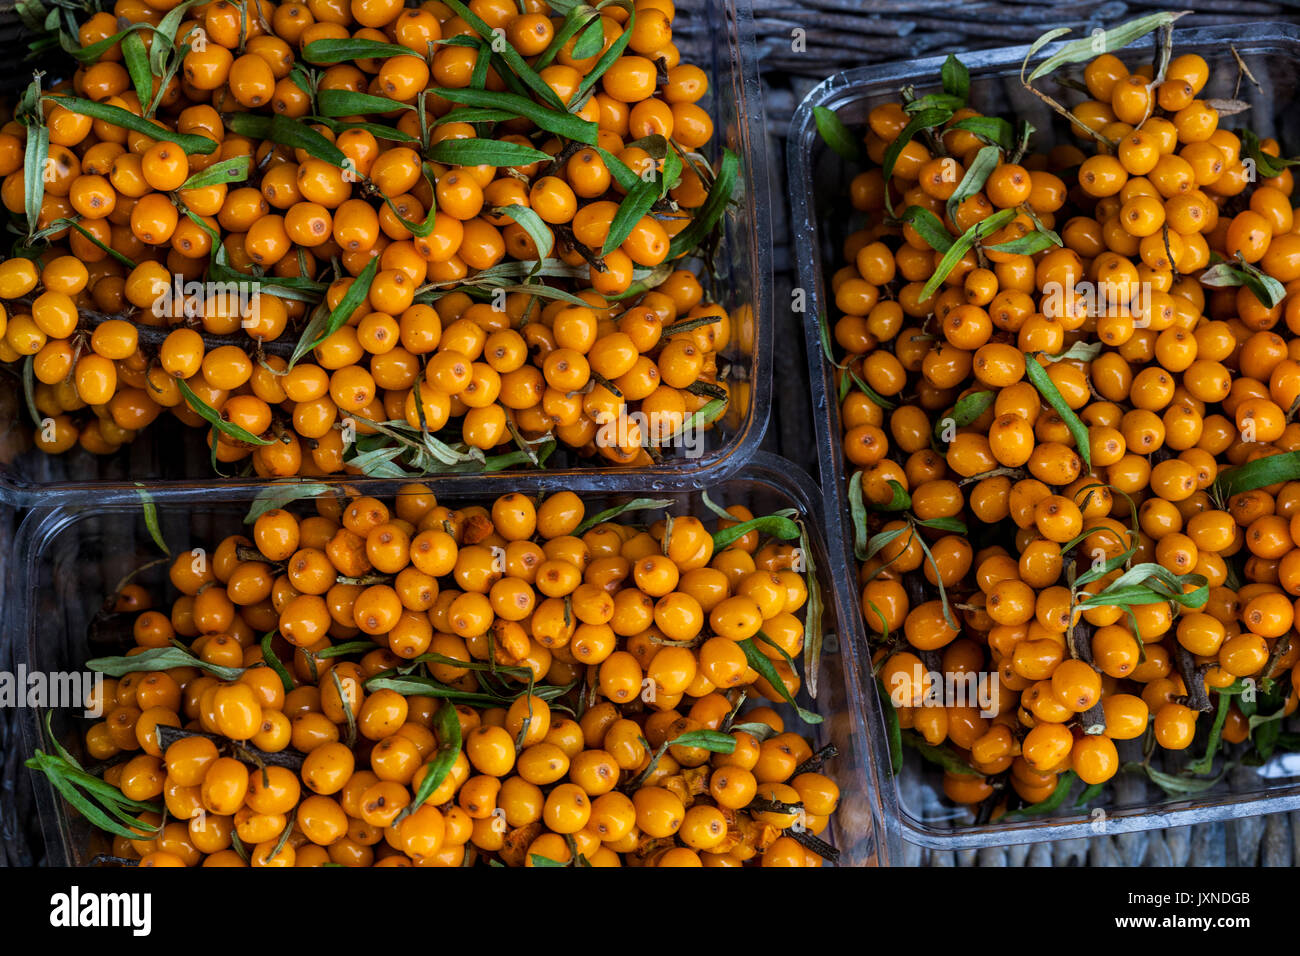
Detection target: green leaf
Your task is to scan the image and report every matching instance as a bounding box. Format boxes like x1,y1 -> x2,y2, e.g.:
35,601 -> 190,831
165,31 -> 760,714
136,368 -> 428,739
435,107 -> 519,126
399,699 -> 463,821
441,0 -> 569,110
873,479 -> 911,512
530,854 -> 568,867
936,389 -> 994,438
920,207 -> 1016,301
570,4 -> 633,106
316,89 -> 413,117
848,470 -> 869,561
1024,352 -> 1092,471
941,54 -> 970,102
23,122 -> 49,240
481,205 -> 551,261
290,256 -> 379,367
572,497 -> 670,535
666,730 -> 736,753
302,38 -> 415,63
1026,12 -> 1188,82
881,107 -> 952,213
426,138 -> 552,167
988,229 -> 1060,255
43,96 -> 217,153
313,117 -> 417,144
260,632 -> 295,694
1185,688 -> 1232,776
949,116 -> 1015,151
177,377 -> 274,446
87,646 -> 243,681
245,481 -> 332,523
1215,451 -> 1300,499
813,105 -> 864,163
914,516 -> 968,533
1074,782 -> 1105,809
21,356 -> 41,428
601,177 -> 659,256
226,113 -> 345,167
1002,771 -> 1076,820
666,149 -> 739,261
711,512 -> 800,551
946,144 -> 1001,221
738,638 -> 822,725
135,485 -> 170,556
1241,128 -> 1299,180
28,754 -> 161,840
1200,259 -> 1286,308
1129,761 -> 1223,796
179,156 -> 250,191
902,735 -> 980,774
121,31 -> 155,114
571,15 -> 606,59
898,205 -> 953,253
435,87 -> 597,144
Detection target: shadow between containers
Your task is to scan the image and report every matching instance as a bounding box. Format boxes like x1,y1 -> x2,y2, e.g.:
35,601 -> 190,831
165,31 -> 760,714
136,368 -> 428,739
787,23 -> 1300,849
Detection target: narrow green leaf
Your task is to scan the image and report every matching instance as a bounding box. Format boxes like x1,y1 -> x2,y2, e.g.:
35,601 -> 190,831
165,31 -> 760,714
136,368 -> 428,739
919,208 -> 1016,301
260,632 -> 295,694
666,148 -> 739,260
1241,128 -> 1299,180
23,122 -> 49,240
43,96 -> 216,153
87,646 -> 243,680
226,113 -> 345,167
950,116 -> 1015,151
434,87 -> 597,144
399,699 -> 463,820
738,639 -> 822,725
121,31 -> 155,114
1024,352 -> 1092,471
426,137 -> 551,167
135,485 -> 170,556
176,377 -> 274,446
667,730 -> 736,753
898,205 -> 953,253
936,390 -> 994,438
22,356 -> 41,428
946,144 -> 1001,221
573,497 -> 671,535
302,38 -> 415,63
880,107 -> 952,212
290,256 -> 380,367
1027,12 -> 1189,83
601,177 -> 658,255
316,88 -> 413,117
1215,450 -> 1300,498
245,481 -> 332,523
813,105 -> 864,163
941,54 -> 970,102
179,156 -> 250,191
711,512 -> 801,551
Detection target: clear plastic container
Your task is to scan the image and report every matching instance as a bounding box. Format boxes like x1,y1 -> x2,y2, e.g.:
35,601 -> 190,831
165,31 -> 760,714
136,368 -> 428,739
11,452 -> 900,866
0,0 -> 772,507
787,23 -> 1300,848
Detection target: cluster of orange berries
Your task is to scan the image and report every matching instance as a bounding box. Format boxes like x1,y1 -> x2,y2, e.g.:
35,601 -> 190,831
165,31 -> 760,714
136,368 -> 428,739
827,46 -> 1300,810
74,485 -> 837,866
0,0 -> 744,473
